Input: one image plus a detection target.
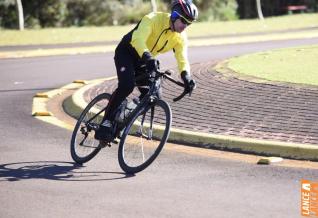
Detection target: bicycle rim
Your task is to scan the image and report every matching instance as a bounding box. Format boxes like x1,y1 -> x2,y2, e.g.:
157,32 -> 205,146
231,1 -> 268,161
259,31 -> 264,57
70,93 -> 110,164
118,99 -> 171,174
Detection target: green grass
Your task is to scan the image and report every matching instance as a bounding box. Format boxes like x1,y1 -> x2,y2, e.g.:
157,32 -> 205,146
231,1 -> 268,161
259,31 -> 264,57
0,13 -> 318,46
0,25 -> 135,46
190,13 -> 318,37
227,45 -> 318,86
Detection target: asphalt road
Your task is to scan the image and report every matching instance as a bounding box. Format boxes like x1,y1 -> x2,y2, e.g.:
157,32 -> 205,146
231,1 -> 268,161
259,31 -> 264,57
1,38 -> 318,218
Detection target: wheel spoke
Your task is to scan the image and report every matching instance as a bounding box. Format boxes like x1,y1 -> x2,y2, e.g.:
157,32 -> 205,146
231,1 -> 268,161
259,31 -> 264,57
140,136 -> 145,162
70,93 -> 111,164
118,100 -> 172,173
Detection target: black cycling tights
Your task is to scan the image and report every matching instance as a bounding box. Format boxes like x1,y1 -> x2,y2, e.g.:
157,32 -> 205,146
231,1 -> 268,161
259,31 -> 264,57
102,44 -> 148,122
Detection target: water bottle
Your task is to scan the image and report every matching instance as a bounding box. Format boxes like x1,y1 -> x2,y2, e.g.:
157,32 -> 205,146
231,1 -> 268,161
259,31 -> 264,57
115,99 -> 128,123
124,98 -> 139,118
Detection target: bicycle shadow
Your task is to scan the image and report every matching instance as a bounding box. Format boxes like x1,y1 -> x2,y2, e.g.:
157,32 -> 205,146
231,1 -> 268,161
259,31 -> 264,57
0,161 -> 134,182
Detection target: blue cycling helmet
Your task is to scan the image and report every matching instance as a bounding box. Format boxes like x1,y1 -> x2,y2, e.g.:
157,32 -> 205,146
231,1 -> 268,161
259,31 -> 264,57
171,0 -> 198,25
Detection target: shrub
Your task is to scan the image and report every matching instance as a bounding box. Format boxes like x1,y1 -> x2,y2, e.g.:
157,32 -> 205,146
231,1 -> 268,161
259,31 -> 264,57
66,0 -> 124,26
0,0 -> 17,28
195,0 -> 238,21
22,0 -> 67,28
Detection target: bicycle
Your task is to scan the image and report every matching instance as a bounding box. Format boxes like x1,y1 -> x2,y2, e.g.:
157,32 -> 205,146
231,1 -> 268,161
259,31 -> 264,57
70,66 -> 194,174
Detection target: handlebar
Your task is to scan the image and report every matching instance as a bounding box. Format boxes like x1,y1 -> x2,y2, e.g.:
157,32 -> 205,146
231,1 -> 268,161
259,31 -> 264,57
135,68 -> 195,102
155,69 -> 195,102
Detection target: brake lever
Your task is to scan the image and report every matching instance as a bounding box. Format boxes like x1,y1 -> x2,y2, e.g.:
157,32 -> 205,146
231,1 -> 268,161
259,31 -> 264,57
188,80 -> 197,97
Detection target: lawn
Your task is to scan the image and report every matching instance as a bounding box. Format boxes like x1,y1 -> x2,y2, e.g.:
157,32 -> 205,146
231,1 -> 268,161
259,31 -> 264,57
226,45 -> 318,86
0,13 -> 317,46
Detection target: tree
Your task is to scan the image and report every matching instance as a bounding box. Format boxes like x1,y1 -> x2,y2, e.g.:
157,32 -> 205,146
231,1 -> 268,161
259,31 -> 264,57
15,0 -> 24,30
256,0 -> 264,20
151,0 -> 157,12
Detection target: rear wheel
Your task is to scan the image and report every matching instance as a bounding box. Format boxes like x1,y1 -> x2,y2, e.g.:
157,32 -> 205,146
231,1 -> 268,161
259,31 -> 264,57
118,99 -> 172,174
70,93 -> 110,164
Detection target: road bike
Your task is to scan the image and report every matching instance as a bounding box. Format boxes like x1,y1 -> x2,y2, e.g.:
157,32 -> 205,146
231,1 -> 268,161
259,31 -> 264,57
70,67 -> 193,174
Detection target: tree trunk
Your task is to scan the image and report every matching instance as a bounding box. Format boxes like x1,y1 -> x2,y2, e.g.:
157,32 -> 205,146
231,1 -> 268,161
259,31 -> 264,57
256,0 -> 264,20
151,0 -> 157,12
15,0 -> 24,30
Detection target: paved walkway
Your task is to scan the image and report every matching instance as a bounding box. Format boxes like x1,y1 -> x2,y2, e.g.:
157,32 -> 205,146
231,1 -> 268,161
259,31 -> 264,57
83,61 -> 318,146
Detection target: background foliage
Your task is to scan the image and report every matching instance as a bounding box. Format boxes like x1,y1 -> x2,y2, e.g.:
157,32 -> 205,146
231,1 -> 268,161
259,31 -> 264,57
0,0 -> 317,29
0,0 -> 238,28
0,0 -> 163,28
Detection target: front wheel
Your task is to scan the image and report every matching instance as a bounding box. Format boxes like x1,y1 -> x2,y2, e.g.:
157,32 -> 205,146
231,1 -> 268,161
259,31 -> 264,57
118,99 -> 172,174
70,93 -> 110,164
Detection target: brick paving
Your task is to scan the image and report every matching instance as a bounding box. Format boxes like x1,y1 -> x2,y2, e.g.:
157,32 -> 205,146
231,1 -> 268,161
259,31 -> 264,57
84,61 -> 318,145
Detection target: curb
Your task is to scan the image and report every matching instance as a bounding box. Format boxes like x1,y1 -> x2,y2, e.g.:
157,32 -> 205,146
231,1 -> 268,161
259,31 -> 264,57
31,80 -> 92,130
0,45 -> 116,59
63,76 -> 117,119
65,78 -> 318,161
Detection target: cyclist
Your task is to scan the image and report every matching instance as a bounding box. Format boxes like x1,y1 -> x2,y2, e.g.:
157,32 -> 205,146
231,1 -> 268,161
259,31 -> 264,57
95,0 -> 198,142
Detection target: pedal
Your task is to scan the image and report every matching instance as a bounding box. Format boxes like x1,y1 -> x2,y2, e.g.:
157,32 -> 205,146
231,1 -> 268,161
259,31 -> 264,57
99,140 -> 111,148
112,139 -> 119,144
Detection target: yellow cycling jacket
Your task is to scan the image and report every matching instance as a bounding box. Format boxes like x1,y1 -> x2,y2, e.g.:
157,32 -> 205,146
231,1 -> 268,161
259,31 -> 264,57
130,12 -> 190,73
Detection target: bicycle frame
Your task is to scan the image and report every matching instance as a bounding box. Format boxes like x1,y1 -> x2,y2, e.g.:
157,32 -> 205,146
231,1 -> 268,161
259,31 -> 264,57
116,80 -> 160,133
71,67 -> 193,171
83,69 -> 188,143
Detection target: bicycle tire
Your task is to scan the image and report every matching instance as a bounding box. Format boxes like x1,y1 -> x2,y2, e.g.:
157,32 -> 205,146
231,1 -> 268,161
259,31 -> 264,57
118,99 -> 172,174
70,93 -> 110,164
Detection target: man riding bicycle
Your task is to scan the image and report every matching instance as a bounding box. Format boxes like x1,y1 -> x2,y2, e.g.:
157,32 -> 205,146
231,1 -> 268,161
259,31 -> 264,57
95,0 -> 198,142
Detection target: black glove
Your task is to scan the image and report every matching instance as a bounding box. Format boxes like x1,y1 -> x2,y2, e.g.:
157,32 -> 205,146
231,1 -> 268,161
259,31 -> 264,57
181,71 -> 196,94
142,52 -> 159,74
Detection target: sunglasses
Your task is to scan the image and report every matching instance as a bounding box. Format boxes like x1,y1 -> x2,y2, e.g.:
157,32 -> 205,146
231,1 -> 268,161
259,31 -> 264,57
172,11 -> 193,26
180,16 -> 192,26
